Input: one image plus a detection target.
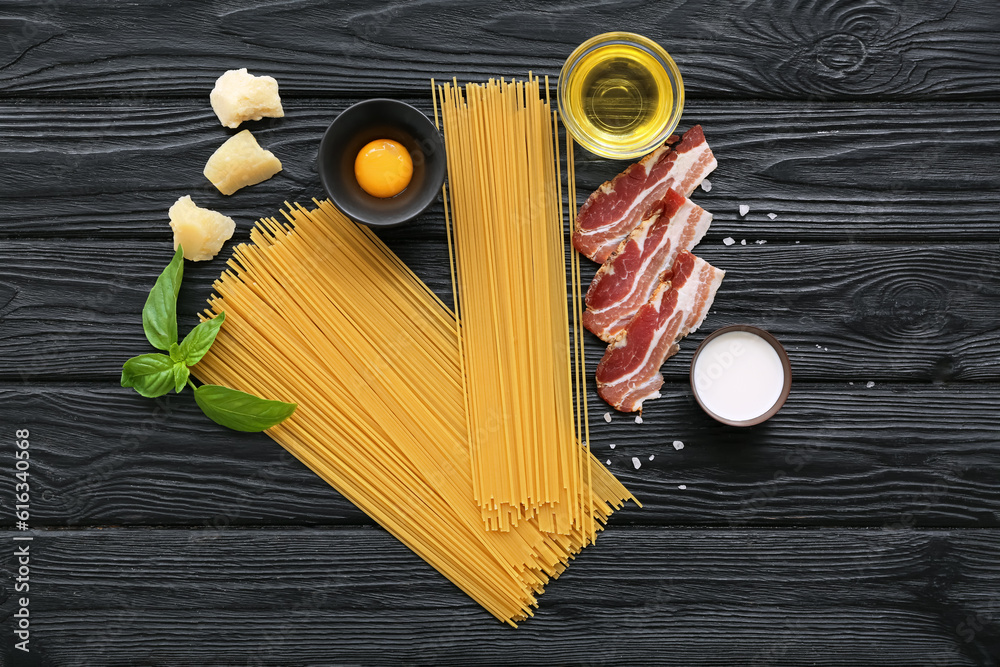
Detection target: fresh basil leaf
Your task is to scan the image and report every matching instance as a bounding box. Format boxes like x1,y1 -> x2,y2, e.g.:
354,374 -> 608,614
193,384 -> 297,432
142,246 -> 184,351
178,311 -> 226,366
168,342 -> 183,363
121,353 -> 176,398
172,363 -> 190,394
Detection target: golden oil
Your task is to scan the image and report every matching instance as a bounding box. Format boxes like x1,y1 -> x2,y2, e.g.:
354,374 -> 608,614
559,34 -> 683,159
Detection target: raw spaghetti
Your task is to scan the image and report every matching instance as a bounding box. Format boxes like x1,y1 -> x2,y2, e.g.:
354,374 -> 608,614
192,200 -> 637,625
436,76 -> 589,535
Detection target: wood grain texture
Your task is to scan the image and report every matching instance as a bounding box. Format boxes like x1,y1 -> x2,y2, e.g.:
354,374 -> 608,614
0,0 -> 998,100
2,383 -> 997,529
2,1 -> 1000,662
3,240 -> 998,381
0,100 -> 998,240
1,528 -> 998,666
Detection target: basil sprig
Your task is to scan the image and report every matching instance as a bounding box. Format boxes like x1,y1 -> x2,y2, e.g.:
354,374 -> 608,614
121,245 -> 296,432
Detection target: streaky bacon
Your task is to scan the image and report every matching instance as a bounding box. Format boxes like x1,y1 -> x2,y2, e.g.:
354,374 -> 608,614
595,251 -> 725,413
573,125 -> 717,264
583,189 -> 713,343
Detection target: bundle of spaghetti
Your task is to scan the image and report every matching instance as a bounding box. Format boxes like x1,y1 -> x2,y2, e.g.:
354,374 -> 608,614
192,200 -> 637,625
436,75 -> 586,534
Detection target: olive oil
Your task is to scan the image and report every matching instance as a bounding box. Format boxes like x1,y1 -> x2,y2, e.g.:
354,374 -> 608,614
559,34 -> 682,159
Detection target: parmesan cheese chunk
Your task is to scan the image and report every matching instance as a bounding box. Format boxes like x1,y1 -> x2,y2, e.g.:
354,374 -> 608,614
210,68 -> 284,129
203,130 -> 282,196
168,196 -> 235,262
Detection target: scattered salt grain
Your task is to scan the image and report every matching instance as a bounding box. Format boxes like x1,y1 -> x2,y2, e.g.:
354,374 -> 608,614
723,237 -> 735,246
849,382 -> 854,386
678,484 -> 687,490
635,415 -> 643,424
755,239 -> 767,245
649,454 -> 655,461
604,412 -> 612,423
795,241 -> 800,244
767,212 -> 777,220
866,381 -> 875,388
606,459 -> 611,466
632,457 -> 642,470
739,204 -> 750,216
815,344 -> 822,349
610,444 -> 616,449
672,440 -> 684,450
741,239 -> 747,245
701,178 -> 713,192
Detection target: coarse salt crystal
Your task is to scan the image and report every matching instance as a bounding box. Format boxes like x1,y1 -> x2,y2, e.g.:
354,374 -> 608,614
606,459 -> 611,465
635,416 -> 643,424
849,382 -> 854,385
648,454 -> 655,461
604,412 -> 612,423
795,241 -> 800,244
678,484 -> 687,490
632,457 -> 641,470
739,204 -> 750,216
701,178 -> 712,192
767,212 -> 777,220
866,381 -> 875,388
610,444 -> 616,449
741,239 -> 747,245
755,239 -> 767,245
723,237 -> 735,246
672,440 -> 684,450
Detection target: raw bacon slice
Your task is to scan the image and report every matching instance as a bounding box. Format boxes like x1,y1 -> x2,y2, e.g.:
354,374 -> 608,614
583,189 -> 713,343
573,125 -> 717,264
596,251 -> 725,413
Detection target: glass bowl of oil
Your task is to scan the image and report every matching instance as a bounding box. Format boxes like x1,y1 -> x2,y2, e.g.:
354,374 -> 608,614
558,32 -> 684,160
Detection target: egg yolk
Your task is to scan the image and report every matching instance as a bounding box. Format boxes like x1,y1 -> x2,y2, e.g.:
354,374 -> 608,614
354,139 -> 413,198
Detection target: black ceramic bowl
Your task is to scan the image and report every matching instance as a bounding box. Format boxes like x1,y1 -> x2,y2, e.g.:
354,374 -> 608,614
317,99 -> 446,227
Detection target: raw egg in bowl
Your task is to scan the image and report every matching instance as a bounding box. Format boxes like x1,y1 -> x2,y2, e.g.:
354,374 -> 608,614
318,99 -> 446,227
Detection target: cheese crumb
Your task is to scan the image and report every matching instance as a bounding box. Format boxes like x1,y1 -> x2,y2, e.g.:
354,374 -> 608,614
700,178 -> 712,192
210,68 -> 284,129
632,457 -> 641,469
723,237 -> 735,246
672,440 -> 684,450
204,130 -> 282,195
168,196 -> 235,262
739,204 -> 750,216
604,412 -> 612,423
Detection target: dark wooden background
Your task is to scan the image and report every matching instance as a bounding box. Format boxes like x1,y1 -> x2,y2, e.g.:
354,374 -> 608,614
1,0 -> 999,665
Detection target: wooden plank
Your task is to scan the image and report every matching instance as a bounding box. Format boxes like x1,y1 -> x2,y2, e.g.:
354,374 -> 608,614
3,384 -> 997,528
0,100 -> 998,240
1,0 -> 998,100
2,240 -> 999,382
1,527 -> 997,665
